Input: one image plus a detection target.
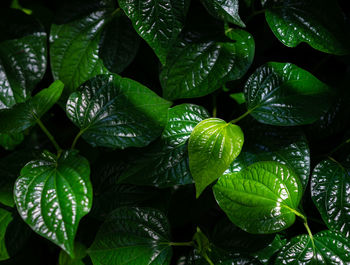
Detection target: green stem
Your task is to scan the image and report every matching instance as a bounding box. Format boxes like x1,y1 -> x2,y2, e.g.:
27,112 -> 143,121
230,109 -> 252,124
212,94 -> 217,118
36,118 -> 62,154
304,221 -> 316,250
246,9 -> 266,23
111,7 -> 121,17
202,253 -> 215,265
168,241 -> 194,247
329,138 -> 350,155
71,129 -> 85,150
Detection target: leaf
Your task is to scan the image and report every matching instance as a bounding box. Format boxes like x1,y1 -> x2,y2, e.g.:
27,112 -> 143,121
118,0 -> 190,64
50,3 -> 139,96
0,208 -> 13,261
0,149 -> 39,207
0,132 -> 24,150
89,207 -> 172,265
66,74 -> 171,149
275,231 -> 350,264
253,234 -> 287,264
59,242 -> 87,265
189,118 -> 244,197
264,0 -> 350,55
244,62 -> 333,126
200,0 -> 245,27
311,159 -> 350,238
162,104 -> 210,147
226,120 -> 310,191
14,150 -> 92,256
230,92 -> 245,105
161,29 -> 255,100
0,80 -> 64,133
213,161 -> 303,233
119,104 -> 210,187
0,9 -> 47,110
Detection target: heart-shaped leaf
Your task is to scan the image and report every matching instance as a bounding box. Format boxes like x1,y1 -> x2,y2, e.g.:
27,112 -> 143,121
0,80 -> 64,133
200,0 -> 245,27
161,29 -> 254,100
0,133 -> 24,150
118,0 -> 190,64
275,231 -> 350,264
14,151 -> 92,256
50,2 -> 139,95
226,120 -> 310,190
244,62 -> 332,126
264,0 -> 350,55
66,74 -> 171,149
89,207 -> 172,265
189,118 -> 244,198
213,161 -> 303,233
0,9 -> 47,110
311,159 -> 350,238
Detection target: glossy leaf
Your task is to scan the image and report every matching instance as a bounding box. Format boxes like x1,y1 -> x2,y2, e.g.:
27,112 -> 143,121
213,161 -> 303,233
161,29 -> 254,100
89,207 -> 172,265
244,62 -> 332,126
59,242 -> 87,265
0,133 -> 24,150
311,159 -> 350,238
66,74 -> 171,149
276,231 -> 350,264
189,118 -> 244,197
0,80 -> 64,133
264,0 -> 350,55
162,104 -> 210,147
200,0 -> 245,27
14,151 -> 92,256
118,0 -> 189,64
50,3 -> 139,95
226,120 -> 310,190
0,9 -> 47,110
0,208 -> 12,261
253,234 -> 287,264
119,104 -> 209,187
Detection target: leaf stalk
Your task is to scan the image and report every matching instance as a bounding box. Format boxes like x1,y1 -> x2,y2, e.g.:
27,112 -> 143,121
36,117 -> 62,155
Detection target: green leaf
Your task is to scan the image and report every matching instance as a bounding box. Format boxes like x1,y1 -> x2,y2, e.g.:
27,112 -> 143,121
161,29 -> 254,100
200,0 -> 245,27
118,0 -> 190,64
59,242 -> 87,265
0,9 -> 47,110
253,234 -> 287,264
89,207 -> 172,265
0,132 -> 24,150
50,3 -> 139,96
275,231 -> 350,264
0,208 -> 13,261
264,0 -> 350,55
0,149 -> 38,207
213,161 -> 303,233
311,159 -> 350,238
14,150 -> 92,256
230,92 -> 245,105
244,62 -> 332,126
162,104 -> 210,147
189,118 -> 244,197
66,74 -> 171,149
0,80 -> 64,133
226,120 -> 310,191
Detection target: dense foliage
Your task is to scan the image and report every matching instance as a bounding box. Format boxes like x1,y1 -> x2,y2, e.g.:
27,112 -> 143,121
1,0 -> 350,264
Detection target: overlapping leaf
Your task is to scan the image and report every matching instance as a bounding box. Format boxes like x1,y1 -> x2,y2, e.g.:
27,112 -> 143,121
264,0 -> 350,55
311,159 -> 350,238
214,161 -> 303,233
118,0 -> 190,64
89,207 -> 172,265
14,151 -> 92,256
66,74 -> 171,149
189,118 -> 244,197
161,29 -> 254,100
244,62 -> 332,126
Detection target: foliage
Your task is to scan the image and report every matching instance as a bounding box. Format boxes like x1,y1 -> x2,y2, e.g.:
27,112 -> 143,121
1,0 -> 350,264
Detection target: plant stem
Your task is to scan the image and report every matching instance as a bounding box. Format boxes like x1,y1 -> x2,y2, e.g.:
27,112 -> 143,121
36,118 -> 62,154
202,253 -> 215,265
111,7 -> 121,17
246,9 -> 266,23
304,220 -> 316,250
71,129 -> 85,150
230,109 -> 252,124
329,138 -> 350,156
168,241 -> 194,247
212,94 -> 217,118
